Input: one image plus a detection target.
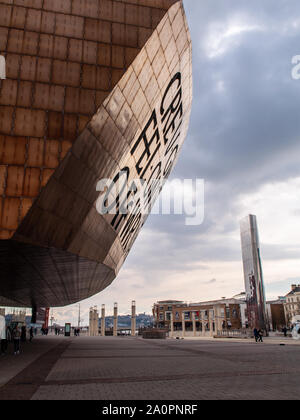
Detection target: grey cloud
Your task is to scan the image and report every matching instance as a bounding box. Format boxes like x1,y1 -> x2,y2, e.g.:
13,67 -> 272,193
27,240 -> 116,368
138,0 -> 300,262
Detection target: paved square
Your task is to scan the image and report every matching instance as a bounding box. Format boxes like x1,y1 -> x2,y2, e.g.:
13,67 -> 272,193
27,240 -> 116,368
0,336 -> 299,400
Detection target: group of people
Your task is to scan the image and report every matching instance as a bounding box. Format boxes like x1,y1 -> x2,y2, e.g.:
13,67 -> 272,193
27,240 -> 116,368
1,325 -> 35,356
74,328 -> 80,336
253,328 -> 264,342
41,327 -> 49,335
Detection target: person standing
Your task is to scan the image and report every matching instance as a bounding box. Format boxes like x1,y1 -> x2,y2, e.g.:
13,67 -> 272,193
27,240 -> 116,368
253,328 -> 259,342
21,325 -> 26,342
13,326 -> 21,355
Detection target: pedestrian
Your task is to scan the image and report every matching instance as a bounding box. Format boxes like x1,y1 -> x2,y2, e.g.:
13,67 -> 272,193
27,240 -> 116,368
253,328 -> 259,342
13,326 -> 21,355
21,325 -> 26,342
258,329 -> 263,342
29,326 -> 34,342
1,319 -> 8,356
282,326 -> 287,337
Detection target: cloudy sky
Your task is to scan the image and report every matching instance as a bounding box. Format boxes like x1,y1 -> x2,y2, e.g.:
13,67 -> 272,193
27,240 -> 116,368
52,0 -> 300,325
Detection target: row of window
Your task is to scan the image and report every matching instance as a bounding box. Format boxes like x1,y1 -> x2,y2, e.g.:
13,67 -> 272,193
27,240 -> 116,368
286,297 -> 300,303
286,304 -> 300,310
171,322 -> 216,332
159,310 -> 215,321
157,308 -> 234,321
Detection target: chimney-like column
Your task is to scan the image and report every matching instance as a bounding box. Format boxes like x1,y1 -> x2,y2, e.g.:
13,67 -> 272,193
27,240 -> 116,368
101,304 -> 105,337
182,311 -> 185,338
192,311 -> 196,337
89,307 -> 93,336
94,307 -> 99,336
131,301 -> 136,337
113,302 -> 118,337
170,313 -> 174,338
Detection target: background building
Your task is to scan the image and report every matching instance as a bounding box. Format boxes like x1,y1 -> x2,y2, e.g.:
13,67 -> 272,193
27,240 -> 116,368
284,284 -> 300,325
240,215 -> 268,331
266,297 -> 286,331
153,295 -> 247,337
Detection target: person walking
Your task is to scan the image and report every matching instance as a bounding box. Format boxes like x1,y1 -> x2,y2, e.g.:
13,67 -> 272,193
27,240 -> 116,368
282,326 -> 287,337
13,326 -> 21,355
29,326 -> 34,342
253,328 -> 259,342
258,329 -> 263,342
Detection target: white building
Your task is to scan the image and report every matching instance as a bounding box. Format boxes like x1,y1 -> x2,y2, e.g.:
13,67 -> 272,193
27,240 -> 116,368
284,285 -> 300,326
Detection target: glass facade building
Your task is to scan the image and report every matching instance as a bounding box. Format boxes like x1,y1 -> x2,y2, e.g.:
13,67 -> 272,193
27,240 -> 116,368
240,215 -> 267,331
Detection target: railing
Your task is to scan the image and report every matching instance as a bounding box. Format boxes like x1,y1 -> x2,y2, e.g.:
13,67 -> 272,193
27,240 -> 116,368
216,329 -> 250,338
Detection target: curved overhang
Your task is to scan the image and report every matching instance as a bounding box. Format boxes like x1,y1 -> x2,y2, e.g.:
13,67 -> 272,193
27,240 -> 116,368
0,0 -> 192,307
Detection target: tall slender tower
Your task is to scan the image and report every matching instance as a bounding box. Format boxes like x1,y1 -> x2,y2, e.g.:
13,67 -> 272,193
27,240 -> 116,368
101,304 -> 105,337
113,302 -> 118,337
240,215 -> 267,331
131,300 -> 136,336
89,305 -> 99,336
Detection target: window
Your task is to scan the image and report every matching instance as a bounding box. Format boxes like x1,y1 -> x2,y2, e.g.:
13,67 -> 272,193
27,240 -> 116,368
226,307 -> 230,319
159,313 -> 164,321
185,322 -> 193,331
184,312 -> 191,320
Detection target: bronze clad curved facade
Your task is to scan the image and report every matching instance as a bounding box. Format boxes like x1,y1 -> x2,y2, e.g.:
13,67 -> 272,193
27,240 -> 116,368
0,0 -> 192,308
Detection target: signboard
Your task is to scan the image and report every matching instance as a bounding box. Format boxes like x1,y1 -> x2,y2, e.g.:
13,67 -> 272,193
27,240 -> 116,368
65,323 -> 71,337
31,307 -> 50,326
0,315 -> 5,340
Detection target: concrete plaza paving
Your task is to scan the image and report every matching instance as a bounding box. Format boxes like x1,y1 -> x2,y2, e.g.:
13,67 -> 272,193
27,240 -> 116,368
0,335 -> 299,400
